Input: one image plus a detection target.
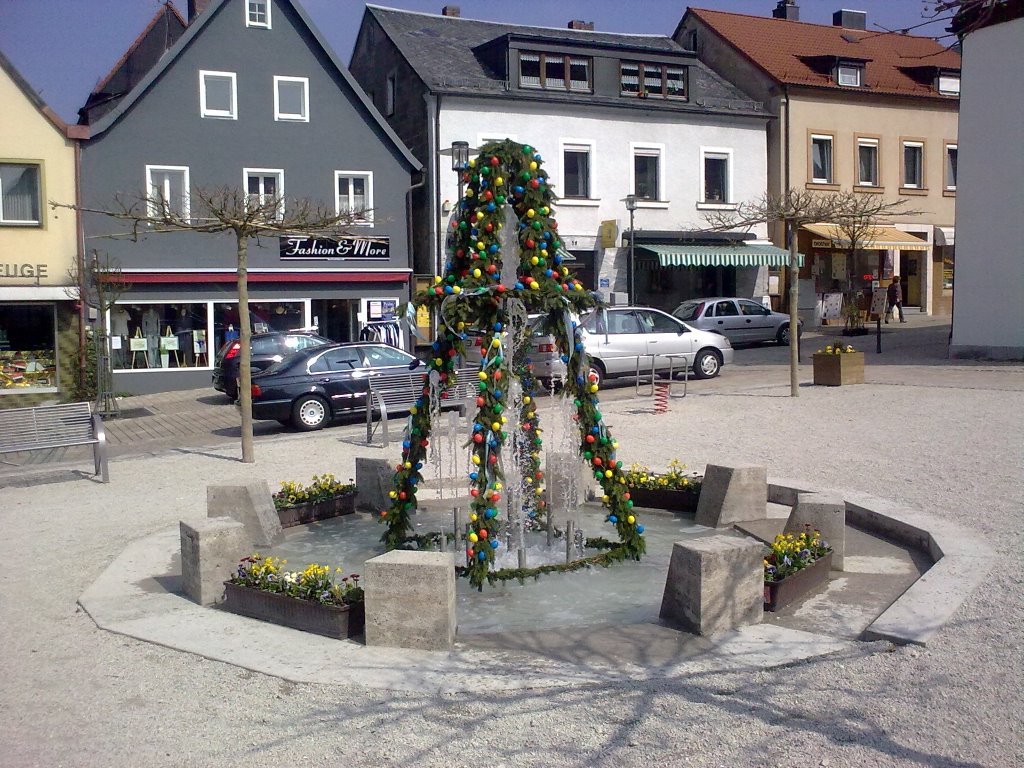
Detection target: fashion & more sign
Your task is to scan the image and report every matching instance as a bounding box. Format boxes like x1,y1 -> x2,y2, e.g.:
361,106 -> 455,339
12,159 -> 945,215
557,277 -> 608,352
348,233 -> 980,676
279,236 -> 389,261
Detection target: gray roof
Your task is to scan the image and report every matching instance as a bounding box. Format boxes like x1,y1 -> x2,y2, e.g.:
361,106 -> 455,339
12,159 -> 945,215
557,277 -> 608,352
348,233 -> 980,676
366,5 -> 765,115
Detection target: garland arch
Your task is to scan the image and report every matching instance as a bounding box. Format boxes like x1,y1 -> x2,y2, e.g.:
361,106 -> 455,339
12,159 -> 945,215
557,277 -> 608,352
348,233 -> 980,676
379,139 -> 646,588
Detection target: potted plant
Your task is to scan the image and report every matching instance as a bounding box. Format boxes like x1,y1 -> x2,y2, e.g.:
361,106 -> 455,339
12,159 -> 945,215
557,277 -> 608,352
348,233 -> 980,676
273,473 -> 356,528
812,343 -> 865,386
622,459 -> 702,513
223,554 -> 365,639
841,291 -> 869,336
763,529 -> 833,612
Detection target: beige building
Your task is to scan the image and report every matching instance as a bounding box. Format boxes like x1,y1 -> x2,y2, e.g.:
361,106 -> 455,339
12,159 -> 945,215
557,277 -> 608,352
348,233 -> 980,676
676,3 -> 960,318
0,49 -> 86,403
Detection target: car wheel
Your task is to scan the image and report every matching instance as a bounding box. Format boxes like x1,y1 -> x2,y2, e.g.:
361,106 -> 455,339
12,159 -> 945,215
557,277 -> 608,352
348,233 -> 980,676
777,324 -> 792,346
292,395 -> 329,431
587,360 -> 605,389
692,349 -> 722,379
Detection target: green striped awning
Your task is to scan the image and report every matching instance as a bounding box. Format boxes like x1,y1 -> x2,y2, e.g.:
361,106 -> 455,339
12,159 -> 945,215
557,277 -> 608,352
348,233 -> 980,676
638,244 -> 804,268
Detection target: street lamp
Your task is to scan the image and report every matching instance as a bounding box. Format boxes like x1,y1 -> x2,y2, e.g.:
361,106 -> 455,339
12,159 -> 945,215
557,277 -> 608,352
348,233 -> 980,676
624,194 -> 637,305
450,140 -> 470,202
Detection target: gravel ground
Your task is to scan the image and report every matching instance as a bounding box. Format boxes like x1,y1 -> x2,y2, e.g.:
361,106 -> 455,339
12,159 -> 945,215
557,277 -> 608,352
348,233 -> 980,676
1,365 -> 1022,768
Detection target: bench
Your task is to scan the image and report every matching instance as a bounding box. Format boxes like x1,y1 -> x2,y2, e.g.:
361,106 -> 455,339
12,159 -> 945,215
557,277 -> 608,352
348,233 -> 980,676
0,402 -> 109,483
366,367 -> 475,447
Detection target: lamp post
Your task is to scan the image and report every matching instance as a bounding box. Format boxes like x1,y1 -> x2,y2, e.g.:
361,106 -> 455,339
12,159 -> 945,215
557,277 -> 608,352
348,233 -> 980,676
450,140 -> 469,203
624,194 -> 637,305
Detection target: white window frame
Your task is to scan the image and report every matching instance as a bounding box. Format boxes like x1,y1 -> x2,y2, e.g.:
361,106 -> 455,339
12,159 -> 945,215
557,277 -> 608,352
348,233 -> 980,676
243,168 -> 284,220
837,64 -> 862,87
145,165 -> 190,219
273,76 -> 309,122
810,134 -> 834,184
856,137 -> 879,187
335,171 -> 374,225
902,141 -> 925,189
945,143 -> 958,191
0,162 -> 42,225
698,146 -> 734,209
559,139 -> 597,205
630,143 -> 666,207
199,70 -> 237,119
938,74 -> 960,96
245,0 -> 271,28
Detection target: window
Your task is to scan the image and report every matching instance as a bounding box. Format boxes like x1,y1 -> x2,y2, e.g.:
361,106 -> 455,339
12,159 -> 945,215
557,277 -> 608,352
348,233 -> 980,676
244,169 -> 284,220
0,163 -> 41,225
837,64 -> 862,87
310,347 -> 363,372
200,70 -> 237,119
335,171 -> 373,223
856,138 -> 879,186
620,62 -> 687,100
633,148 -> 661,201
701,149 -> 731,203
246,0 -> 271,27
274,76 -> 308,122
811,134 -> 833,184
0,304 -> 56,391
562,145 -> 591,199
713,301 -> 739,318
385,72 -> 396,116
110,302 -> 211,371
902,141 -> 924,188
938,74 -> 960,96
362,345 -> 414,368
519,52 -> 591,93
146,166 -> 189,218
635,310 -> 680,333
739,299 -> 770,316
945,144 -> 958,191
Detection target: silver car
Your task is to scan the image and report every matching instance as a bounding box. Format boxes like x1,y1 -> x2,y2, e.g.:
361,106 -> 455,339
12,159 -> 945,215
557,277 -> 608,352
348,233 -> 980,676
672,297 -> 801,346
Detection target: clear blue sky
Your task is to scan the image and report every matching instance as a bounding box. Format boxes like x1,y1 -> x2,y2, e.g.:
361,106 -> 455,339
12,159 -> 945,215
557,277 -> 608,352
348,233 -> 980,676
0,0 -> 956,123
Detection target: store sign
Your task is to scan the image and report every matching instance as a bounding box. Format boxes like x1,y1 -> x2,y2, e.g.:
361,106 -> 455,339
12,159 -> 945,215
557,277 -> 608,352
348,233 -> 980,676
367,299 -> 398,321
1,262 -> 49,281
811,238 -> 836,249
279,236 -> 389,261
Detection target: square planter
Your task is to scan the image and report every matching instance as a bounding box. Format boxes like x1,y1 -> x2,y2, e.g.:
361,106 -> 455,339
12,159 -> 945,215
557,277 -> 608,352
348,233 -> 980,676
627,486 -> 701,514
276,494 -> 355,528
812,352 -> 864,386
222,581 -> 365,639
764,551 -> 832,612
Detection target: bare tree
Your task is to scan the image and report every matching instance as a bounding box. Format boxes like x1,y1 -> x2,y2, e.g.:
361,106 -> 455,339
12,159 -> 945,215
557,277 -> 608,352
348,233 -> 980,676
53,187 -> 369,463
703,189 -> 921,396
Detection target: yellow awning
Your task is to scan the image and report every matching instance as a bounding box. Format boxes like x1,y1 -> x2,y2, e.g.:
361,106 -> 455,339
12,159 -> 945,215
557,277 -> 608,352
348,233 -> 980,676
803,223 -> 930,251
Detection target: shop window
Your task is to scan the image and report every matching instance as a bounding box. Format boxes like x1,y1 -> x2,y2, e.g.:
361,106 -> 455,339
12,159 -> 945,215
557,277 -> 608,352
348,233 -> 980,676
0,163 -> 42,225
0,304 -> 57,391
274,77 -> 308,122
335,172 -> 373,223
111,302 -> 210,371
212,301 -> 304,355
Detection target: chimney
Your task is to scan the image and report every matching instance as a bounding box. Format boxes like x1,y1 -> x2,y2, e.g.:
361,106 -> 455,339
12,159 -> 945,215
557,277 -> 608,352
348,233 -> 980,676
187,0 -> 211,23
441,5 -> 460,17
833,9 -> 867,30
772,1 -> 800,21
568,20 -> 595,31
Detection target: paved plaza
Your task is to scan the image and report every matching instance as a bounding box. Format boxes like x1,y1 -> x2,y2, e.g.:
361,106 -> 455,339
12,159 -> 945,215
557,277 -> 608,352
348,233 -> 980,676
1,319 -> 1022,767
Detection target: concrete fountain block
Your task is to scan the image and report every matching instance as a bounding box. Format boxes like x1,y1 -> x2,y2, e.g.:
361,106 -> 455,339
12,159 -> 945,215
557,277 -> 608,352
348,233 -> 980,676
207,481 -> 281,547
180,517 -> 248,606
356,458 -> 394,512
363,550 -> 456,651
785,492 -> 846,570
695,463 -> 768,528
660,534 -> 763,636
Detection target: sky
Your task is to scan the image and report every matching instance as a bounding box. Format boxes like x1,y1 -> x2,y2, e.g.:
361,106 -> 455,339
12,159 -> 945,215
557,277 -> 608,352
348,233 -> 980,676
0,0 -> 957,124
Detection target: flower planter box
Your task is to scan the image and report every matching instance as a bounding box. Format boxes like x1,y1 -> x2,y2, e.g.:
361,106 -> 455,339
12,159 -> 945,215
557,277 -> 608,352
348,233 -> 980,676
276,494 -> 355,528
763,551 -> 832,612
222,581 -> 365,639
627,487 -> 701,513
812,352 -> 864,386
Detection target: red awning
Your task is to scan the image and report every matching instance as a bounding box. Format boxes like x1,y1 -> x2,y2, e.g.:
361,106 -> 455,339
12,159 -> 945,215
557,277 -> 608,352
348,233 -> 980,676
116,271 -> 410,284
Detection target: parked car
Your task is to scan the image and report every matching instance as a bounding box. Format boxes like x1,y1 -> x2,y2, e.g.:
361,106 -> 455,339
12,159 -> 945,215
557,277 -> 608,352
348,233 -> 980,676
212,331 -> 331,400
671,297 -> 801,346
249,342 -> 422,430
530,306 -> 734,386
462,315 -> 564,383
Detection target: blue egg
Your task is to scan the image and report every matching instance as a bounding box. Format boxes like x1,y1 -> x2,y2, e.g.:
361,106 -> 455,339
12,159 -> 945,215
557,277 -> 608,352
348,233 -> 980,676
575,343 -> 583,352
487,202 -> 496,212
494,322 -> 503,331
637,525 -> 645,534
609,515 -> 618,524
515,282 -> 524,290
494,389 -> 502,398
560,354 -> 569,363
402,440 -> 411,449
444,286 -> 453,294
477,551 -> 487,561
490,540 -> 499,549
469,472 -> 478,480
414,462 -> 423,470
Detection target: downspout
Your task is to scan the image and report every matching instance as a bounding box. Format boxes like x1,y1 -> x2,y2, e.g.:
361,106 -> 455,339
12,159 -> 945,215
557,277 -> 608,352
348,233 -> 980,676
783,84 -> 791,195
426,92 -> 442,276
405,169 -> 426,349
73,133 -> 87,393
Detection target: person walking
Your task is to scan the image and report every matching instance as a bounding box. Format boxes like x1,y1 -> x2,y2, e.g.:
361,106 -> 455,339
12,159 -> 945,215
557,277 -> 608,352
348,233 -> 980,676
886,276 -> 906,323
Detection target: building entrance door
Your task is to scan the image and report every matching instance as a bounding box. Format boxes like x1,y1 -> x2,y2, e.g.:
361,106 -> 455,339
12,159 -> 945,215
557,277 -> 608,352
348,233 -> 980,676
899,253 -> 922,307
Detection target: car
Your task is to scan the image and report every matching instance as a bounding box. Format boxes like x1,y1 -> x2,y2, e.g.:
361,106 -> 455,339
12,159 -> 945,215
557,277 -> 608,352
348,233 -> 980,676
530,306 -> 734,387
461,315 -> 565,384
248,342 -> 423,430
671,297 -> 802,346
212,330 -> 332,400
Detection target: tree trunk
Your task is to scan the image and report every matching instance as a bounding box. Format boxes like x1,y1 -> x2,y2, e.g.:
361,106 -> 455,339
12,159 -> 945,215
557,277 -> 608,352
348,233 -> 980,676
788,219 -> 800,397
236,234 -> 255,463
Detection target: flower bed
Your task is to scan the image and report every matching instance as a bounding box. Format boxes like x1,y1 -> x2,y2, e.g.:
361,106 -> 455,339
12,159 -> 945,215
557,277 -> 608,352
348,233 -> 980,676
622,459 -> 701,513
763,529 -> 832,612
273,474 -> 356,528
812,345 -> 864,386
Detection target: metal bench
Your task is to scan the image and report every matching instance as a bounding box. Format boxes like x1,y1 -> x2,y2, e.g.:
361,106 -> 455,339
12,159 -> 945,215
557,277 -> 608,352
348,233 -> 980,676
0,402 -> 109,483
366,367 -> 475,447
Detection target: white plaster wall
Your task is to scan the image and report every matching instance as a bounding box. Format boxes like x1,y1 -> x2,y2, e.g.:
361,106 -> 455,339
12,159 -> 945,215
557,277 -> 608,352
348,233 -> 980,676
436,98 -> 769,266
950,17 -> 1024,358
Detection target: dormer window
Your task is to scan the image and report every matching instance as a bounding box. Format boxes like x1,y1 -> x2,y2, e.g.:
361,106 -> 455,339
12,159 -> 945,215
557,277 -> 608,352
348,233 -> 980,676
837,64 -> 863,87
938,73 -> 960,95
621,62 -> 687,100
519,52 -> 591,93
246,0 -> 271,28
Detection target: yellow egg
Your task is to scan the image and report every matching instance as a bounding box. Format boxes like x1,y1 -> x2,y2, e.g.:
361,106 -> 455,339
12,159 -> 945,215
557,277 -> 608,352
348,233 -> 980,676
472,455 -> 481,465
478,371 -> 488,380
491,338 -> 501,348
530,281 -> 539,290
524,396 -> 531,404
529,161 -> 538,170
494,482 -> 503,490
452,285 -> 461,294
602,495 -> 610,503
434,358 -> 442,366
590,384 -> 599,393
530,256 -> 539,265
535,487 -> 543,496
495,176 -> 504,185
469,533 -> 479,542
492,422 -> 500,430
389,491 -> 397,499
627,515 -> 635,524
468,158 -> 476,168
604,470 -> 612,478
470,513 -> 478,522
473,269 -> 481,278
434,275 -> 442,283
526,208 -> 535,218
404,462 -> 412,469
500,416 -> 507,424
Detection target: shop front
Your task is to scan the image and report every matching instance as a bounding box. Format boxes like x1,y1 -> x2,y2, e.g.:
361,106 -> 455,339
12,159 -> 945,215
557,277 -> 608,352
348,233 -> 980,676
0,285 -> 78,401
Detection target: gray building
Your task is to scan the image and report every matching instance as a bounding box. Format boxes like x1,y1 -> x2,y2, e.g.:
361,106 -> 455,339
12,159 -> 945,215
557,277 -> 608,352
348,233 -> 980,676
79,0 -> 419,394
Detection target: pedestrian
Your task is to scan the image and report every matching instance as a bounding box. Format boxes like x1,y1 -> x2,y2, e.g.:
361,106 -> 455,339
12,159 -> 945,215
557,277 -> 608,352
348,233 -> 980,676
886,276 -> 906,323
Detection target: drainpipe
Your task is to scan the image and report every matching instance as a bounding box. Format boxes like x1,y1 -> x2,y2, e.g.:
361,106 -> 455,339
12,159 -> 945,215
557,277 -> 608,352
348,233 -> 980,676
426,92 -> 441,277
72,130 -> 87,393
405,169 -> 425,348
782,84 -> 791,195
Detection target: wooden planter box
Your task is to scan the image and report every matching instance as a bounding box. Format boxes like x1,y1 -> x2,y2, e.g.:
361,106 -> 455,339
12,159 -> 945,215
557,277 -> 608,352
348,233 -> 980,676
812,352 -> 865,386
222,581 -> 365,639
764,552 -> 832,612
627,486 -> 701,513
276,494 -> 355,528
